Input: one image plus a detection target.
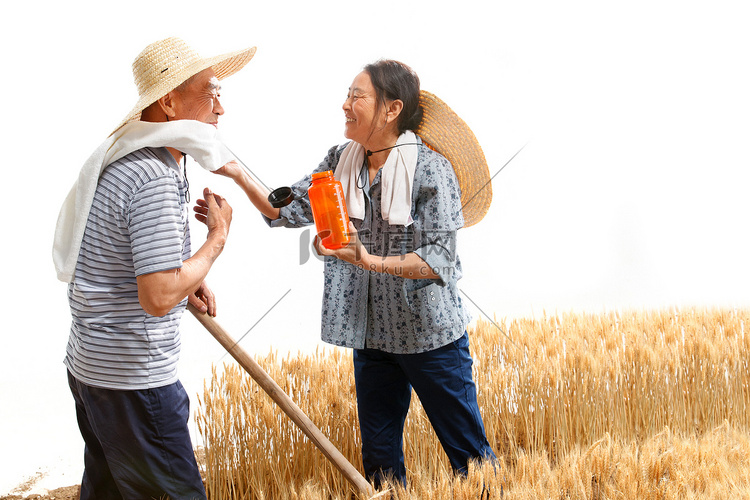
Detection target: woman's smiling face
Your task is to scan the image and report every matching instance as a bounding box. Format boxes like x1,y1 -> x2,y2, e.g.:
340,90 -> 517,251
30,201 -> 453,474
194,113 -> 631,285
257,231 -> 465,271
342,71 -> 383,146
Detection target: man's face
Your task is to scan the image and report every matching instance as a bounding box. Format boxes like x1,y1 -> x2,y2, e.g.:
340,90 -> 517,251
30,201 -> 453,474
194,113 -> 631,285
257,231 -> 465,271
172,68 -> 224,126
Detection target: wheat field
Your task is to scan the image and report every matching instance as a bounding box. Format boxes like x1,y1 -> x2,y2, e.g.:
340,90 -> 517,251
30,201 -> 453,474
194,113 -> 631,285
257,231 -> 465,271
196,308 -> 750,499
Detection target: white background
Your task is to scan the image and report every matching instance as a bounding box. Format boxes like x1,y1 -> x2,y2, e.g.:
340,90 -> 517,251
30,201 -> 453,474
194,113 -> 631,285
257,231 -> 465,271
2,0 -> 749,494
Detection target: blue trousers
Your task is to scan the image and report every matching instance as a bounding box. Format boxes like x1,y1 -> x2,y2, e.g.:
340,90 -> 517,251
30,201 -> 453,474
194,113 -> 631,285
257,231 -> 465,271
67,371 -> 207,500
353,332 -> 496,487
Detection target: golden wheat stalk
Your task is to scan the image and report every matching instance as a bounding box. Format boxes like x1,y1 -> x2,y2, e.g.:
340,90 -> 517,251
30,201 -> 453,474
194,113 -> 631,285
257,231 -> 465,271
197,307 -> 750,499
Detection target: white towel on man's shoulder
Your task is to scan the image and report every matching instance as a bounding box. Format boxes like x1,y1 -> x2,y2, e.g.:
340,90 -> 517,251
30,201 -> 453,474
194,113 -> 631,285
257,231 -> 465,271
334,130 -> 417,226
53,120 -> 234,283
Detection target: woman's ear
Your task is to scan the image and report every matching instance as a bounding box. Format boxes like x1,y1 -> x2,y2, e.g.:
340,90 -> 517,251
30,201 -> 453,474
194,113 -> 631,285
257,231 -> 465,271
386,99 -> 404,124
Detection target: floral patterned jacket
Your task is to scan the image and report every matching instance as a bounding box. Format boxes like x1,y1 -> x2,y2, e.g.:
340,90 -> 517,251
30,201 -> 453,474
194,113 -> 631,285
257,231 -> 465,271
266,136 -> 471,354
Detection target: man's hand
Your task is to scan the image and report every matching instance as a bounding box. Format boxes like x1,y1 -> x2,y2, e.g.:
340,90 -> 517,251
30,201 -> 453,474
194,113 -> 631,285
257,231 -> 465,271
189,281 -> 217,317
193,187 -> 232,242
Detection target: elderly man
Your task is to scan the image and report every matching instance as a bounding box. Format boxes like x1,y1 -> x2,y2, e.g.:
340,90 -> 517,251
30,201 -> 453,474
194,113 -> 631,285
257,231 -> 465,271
53,37 -> 255,499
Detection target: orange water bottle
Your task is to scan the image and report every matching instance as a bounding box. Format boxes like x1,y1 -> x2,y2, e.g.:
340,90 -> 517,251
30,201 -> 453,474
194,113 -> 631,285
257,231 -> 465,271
308,171 -> 351,250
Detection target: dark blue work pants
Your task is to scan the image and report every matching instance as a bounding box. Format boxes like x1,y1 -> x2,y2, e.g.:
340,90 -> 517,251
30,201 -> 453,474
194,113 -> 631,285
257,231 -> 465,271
67,371 -> 207,500
353,332 -> 496,487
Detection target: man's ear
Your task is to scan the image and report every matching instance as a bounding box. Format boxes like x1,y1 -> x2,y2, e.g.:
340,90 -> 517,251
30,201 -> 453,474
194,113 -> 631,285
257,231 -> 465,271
386,99 -> 404,125
157,91 -> 179,119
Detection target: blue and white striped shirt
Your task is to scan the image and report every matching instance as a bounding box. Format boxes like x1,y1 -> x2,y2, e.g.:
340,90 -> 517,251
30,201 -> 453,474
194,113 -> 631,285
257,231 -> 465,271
65,147 -> 191,390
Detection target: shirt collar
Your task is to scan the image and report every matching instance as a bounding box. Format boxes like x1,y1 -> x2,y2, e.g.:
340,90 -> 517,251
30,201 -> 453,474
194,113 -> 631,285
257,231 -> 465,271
149,146 -> 182,173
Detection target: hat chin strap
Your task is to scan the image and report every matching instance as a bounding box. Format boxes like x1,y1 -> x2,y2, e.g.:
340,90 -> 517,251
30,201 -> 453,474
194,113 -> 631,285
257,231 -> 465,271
162,116 -> 193,202
163,115 -> 190,169
182,155 -> 190,203
365,143 -> 419,157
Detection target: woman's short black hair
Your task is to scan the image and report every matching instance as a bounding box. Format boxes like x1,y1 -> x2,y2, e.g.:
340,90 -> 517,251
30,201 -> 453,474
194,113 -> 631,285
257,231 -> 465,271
364,60 -> 423,135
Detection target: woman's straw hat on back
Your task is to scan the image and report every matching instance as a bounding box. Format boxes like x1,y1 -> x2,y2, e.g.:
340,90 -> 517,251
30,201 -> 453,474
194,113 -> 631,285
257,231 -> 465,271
112,37 -> 256,134
416,91 -> 492,227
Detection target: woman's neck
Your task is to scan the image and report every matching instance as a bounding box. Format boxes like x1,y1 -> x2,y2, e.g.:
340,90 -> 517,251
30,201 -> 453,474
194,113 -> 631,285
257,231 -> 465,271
364,131 -> 400,172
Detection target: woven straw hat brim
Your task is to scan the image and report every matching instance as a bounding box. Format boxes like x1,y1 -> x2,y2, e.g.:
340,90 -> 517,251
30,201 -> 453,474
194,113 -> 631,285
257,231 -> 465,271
415,90 -> 492,227
112,44 -> 256,135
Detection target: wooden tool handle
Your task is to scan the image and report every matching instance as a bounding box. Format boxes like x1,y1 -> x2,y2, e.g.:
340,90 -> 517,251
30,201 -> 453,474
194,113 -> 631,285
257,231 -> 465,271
187,303 -> 373,496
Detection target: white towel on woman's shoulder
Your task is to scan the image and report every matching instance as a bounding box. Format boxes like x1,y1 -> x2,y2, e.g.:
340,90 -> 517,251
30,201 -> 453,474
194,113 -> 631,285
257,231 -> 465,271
334,130 -> 417,226
53,120 -> 234,283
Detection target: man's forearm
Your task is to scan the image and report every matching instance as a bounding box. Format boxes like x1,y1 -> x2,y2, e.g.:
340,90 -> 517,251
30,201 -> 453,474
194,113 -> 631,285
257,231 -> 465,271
136,233 -> 226,317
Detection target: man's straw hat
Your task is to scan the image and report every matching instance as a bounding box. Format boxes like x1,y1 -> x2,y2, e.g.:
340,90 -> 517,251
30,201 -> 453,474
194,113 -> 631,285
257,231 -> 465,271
113,37 -> 256,134
416,91 -> 492,227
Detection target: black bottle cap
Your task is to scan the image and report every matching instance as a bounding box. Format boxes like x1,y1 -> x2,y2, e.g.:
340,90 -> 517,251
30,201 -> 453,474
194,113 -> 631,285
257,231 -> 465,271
268,186 -> 295,208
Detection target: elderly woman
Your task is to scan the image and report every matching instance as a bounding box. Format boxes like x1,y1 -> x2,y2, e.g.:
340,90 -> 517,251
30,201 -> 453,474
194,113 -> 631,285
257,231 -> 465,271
207,59 -> 496,486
